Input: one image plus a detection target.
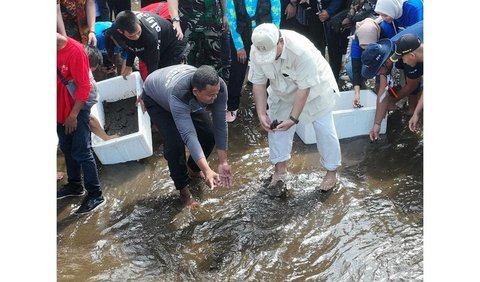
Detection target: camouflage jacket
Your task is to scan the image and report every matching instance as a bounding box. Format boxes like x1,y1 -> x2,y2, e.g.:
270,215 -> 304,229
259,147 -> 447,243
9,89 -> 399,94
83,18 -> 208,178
179,0 -> 224,32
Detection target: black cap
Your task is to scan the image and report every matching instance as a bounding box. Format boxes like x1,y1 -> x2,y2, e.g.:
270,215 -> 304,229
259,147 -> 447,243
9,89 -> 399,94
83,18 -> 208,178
390,34 -> 421,62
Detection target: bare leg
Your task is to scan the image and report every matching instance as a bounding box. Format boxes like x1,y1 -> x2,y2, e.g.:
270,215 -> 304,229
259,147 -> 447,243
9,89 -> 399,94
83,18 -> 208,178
179,185 -> 199,208
89,115 -> 119,141
319,170 -> 337,191
270,161 -> 288,187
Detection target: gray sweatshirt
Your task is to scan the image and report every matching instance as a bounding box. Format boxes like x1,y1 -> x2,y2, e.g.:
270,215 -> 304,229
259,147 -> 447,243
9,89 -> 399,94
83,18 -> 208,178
143,64 -> 228,162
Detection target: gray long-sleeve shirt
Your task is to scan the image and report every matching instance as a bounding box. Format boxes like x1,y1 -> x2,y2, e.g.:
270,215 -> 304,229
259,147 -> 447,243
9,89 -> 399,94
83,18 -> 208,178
143,64 -> 228,162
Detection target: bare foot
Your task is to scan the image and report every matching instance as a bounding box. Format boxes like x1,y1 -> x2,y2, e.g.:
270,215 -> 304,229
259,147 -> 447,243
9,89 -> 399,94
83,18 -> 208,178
179,186 -> 199,208
269,172 -> 288,187
319,170 -> 337,191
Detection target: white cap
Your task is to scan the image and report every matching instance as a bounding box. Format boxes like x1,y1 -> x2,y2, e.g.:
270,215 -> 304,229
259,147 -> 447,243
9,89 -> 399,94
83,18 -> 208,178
251,23 -> 279,65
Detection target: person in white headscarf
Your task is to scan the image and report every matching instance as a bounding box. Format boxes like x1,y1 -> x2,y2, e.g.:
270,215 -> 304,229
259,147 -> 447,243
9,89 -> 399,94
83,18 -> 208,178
374,0 -> 423,34
375,0 -> 405,21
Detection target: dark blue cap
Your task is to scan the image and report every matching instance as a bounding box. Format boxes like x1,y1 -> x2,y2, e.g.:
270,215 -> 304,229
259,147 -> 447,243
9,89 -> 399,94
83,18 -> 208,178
361,39 -> 393,79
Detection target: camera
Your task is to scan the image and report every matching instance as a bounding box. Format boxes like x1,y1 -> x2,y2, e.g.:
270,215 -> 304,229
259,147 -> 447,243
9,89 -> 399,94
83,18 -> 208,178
270,119 -> 282,130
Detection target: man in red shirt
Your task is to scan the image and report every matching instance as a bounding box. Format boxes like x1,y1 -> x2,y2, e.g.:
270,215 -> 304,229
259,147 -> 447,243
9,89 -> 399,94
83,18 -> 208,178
57,32 -> 105,214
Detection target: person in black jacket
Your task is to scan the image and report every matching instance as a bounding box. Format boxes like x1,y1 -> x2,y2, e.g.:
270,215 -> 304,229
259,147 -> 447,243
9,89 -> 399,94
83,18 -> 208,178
112,10 -> 190,79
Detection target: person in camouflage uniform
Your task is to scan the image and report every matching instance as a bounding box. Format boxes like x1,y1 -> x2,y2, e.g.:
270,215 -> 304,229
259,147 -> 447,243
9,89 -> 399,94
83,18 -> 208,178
167,0 -> 230,83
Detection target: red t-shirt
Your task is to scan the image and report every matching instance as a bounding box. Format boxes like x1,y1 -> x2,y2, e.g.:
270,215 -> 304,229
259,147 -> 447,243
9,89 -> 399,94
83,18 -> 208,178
57,37 -> 91,123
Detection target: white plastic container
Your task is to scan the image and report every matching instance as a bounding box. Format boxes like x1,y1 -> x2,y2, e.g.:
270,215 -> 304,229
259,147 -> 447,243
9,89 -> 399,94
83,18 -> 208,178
90,72 -> 153,164
296,90 -> 387,144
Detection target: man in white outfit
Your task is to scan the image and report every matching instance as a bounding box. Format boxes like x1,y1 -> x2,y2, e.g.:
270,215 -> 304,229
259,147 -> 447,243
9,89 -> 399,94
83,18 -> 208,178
248,23 -> 341,191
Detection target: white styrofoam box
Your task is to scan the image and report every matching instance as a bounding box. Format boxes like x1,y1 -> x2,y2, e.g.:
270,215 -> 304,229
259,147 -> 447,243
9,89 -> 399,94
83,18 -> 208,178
296,90 -> 387,144
90,72 -> 153,164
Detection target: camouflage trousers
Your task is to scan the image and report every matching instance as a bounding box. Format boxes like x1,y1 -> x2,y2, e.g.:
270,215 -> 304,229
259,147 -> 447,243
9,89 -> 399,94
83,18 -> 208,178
184,29 -> 231,84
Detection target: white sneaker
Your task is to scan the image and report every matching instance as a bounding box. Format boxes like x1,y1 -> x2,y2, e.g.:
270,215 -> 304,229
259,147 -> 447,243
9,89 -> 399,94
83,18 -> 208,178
226,110 -> 238,123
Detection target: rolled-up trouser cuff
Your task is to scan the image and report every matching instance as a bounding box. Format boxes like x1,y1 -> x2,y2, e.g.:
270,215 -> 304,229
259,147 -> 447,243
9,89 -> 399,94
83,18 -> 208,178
268,125 -> 296,165
313,111 -> 342,171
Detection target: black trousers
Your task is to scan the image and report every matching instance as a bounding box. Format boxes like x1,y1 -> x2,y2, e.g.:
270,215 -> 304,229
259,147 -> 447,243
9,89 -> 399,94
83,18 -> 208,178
143,94 -> 216,190
307,15 -> 349,81
279,0 -> 309,36
327,28 -> 350,81
226,33 -> 250,111
96,0 -> 110,21
108,0 -> 131,19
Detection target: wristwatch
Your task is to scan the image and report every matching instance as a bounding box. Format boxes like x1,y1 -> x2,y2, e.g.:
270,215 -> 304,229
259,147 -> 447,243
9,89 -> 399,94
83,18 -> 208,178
289,115 -> 299,124
172,16 -> 181,22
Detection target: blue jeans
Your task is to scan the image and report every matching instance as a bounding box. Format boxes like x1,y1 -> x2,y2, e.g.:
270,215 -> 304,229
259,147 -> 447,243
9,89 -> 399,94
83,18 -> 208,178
143,94 -> 216,190
57,110 -> 101,197
345,57 -> 353,80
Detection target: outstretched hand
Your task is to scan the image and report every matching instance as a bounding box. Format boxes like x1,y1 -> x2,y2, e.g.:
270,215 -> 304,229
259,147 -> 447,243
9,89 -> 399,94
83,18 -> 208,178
218,163 -> 233,188
204,170 -> 220,189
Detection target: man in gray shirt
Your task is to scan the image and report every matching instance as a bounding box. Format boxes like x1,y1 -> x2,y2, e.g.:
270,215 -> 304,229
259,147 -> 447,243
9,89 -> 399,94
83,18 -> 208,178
142,64 -> 233,207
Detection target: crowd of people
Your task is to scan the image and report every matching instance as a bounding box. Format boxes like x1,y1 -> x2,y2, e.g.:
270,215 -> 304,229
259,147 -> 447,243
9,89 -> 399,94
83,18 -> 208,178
57,0 -> 424,214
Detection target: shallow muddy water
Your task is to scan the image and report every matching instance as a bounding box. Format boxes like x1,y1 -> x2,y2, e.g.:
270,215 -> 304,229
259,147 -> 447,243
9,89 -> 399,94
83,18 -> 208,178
57,87 -> 423,281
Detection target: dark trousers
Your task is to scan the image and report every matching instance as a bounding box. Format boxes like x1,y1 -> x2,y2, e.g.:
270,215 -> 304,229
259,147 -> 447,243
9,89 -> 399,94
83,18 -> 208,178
108,0 -> 131,20
307,13 -> 328,56
227,33 -> 251,111
159,40 -> 190,68
221,31 -> 232,86
96,0 -> 110,21
280,0 -> 309,36
57,110 -> 101,197
143,95 -> 216,190
308,15 -> 349,81
327,28 -> 350,81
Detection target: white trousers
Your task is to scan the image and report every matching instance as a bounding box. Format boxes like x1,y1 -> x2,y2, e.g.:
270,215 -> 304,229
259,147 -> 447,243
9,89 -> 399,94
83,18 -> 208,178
268,111 -> 342,171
